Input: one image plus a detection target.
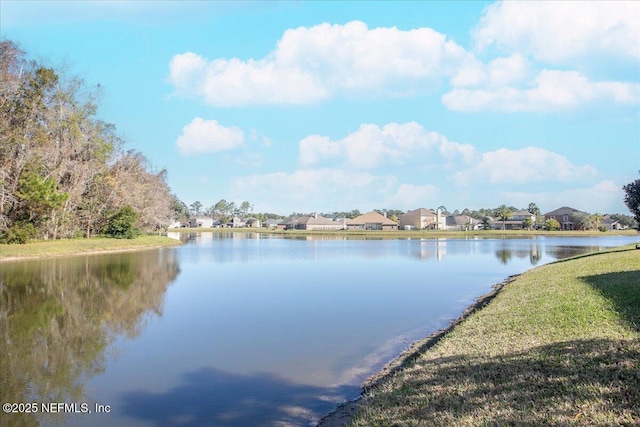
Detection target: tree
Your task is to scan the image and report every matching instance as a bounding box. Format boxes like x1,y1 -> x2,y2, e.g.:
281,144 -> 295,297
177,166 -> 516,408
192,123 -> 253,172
170,195 -> 189,223
523,217 -> 533,230
543,218 -> 561,231
528,202 -> 541,226
572,212 -> 593,230
481,216 -> 491,230
623,172 -> 640,230
239,201 -> 252,217
0,40 -> 175,241
494,205 -> 512,230
591,213 -> 604,230
189,201 -> 203,216
527,202 -> 540,216
103,205 -> 140,239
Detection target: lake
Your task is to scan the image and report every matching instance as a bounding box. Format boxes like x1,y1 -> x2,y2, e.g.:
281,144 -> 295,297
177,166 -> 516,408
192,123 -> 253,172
1,234 -> 638,427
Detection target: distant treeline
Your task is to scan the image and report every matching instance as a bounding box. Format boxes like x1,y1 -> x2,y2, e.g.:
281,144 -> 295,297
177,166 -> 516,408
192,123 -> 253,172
0,40 -> 177,243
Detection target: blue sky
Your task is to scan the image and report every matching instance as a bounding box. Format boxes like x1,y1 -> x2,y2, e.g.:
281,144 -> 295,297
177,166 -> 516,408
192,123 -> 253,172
2,1 -> 639,215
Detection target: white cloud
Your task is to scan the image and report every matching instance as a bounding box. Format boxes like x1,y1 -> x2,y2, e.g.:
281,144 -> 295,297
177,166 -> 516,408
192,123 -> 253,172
299,122 -> 477,169
453,147 -> 598,186
231,168 -> 396,212
450,54 -> 531,88
176,118 -> 245,155
299,135 -> 342,166
168,20 -> 470,106
474,1 -> 640,63
231,168 -> 443,213
383,184 -> 440,211
443,69 -> 640,112
504,180 -> 627,214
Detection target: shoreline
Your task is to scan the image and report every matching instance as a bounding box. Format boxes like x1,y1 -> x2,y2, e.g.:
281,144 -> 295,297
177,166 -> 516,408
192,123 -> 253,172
316,274 -> 519,427
0,235 -> 182,262
170,227 -> 638,238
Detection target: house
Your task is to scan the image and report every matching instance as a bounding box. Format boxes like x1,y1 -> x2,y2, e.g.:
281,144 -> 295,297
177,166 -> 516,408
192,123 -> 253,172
280,214 -> 345,231
443,215 -> 480,231
263,218 -> 282,229
602,215 -> 625,230
189,216 -> 214,228
243,217 -> 261,228
228,216 -> 247,228
543,206 -> 583,230
398,208 -> 442,230
347,211 -> 398,231
491,209 -> 536,230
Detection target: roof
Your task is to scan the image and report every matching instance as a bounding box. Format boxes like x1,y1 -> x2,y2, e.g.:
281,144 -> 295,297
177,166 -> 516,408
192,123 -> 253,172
446,215 -> 479,226
544,206 -> 582,216
347,211 -> 398,225
511,210 -> 533,216
400,208 -> 437,218
298,215 -> 337,226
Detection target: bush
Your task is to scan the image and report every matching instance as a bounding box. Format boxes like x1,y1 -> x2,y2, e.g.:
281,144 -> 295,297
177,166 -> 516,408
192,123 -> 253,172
543,218 -> 561,231
0,222 -> 37,244
598,225 -> 608,232
102,206 -> 140,239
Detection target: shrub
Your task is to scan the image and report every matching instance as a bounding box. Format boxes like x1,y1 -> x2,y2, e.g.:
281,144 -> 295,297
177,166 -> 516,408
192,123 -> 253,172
0,222 -> 37,244
543,218 -> 561,231
102,206 -> 140,239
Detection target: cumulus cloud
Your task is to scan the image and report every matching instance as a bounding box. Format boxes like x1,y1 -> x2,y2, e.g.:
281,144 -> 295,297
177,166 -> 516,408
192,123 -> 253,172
299,122 -> 477,169
443,69 -> 640,112
443,2 -> 640,112
504,180 -> 627,214
453,147 -> 598,186
176,118 -> 245,155
383,184 -> 440,210
231,168 -> 396,212
474,1 -> 640,63
231,168 -> 443,213
168,20 -> 470,106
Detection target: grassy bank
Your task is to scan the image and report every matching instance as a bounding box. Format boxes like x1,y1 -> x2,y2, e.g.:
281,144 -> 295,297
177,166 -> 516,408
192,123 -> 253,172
345,245 -> 640,426
0,235 -> 182,261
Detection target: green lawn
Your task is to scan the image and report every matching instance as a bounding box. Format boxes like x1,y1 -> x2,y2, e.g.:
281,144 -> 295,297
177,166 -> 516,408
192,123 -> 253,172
348,245 -> 640,426
0,235 -> 182,261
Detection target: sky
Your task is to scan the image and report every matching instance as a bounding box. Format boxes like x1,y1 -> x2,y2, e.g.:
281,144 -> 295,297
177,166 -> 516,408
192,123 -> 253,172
2,1 -> 639,216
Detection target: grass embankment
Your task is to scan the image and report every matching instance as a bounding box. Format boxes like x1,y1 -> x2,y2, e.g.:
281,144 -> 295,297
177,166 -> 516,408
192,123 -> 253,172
0,235 -> 182,261
348,245 -> 640,426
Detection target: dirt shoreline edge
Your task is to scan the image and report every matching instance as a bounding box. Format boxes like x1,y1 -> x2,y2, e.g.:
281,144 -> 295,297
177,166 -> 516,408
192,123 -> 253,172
316,274 -> 520,427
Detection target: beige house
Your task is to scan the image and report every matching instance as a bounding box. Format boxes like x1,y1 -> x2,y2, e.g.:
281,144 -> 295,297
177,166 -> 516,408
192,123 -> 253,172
347,211 -> 398,231
398,208 -> 441,230
443,215 -> 480,231
280,214 -> 345,231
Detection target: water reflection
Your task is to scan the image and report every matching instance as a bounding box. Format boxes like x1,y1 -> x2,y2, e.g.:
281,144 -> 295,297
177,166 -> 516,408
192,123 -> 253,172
173,233 -> 624,267
0,249 -> 180,427
2,235 -> 637,427
121,367 -> 354,427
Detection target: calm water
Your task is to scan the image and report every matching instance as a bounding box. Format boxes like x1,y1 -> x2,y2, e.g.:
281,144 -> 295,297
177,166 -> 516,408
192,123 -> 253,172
1,234 -> 638,427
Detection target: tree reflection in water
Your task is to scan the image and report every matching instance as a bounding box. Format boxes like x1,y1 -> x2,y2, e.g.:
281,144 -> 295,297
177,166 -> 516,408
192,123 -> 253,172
0,249 -> 180,427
